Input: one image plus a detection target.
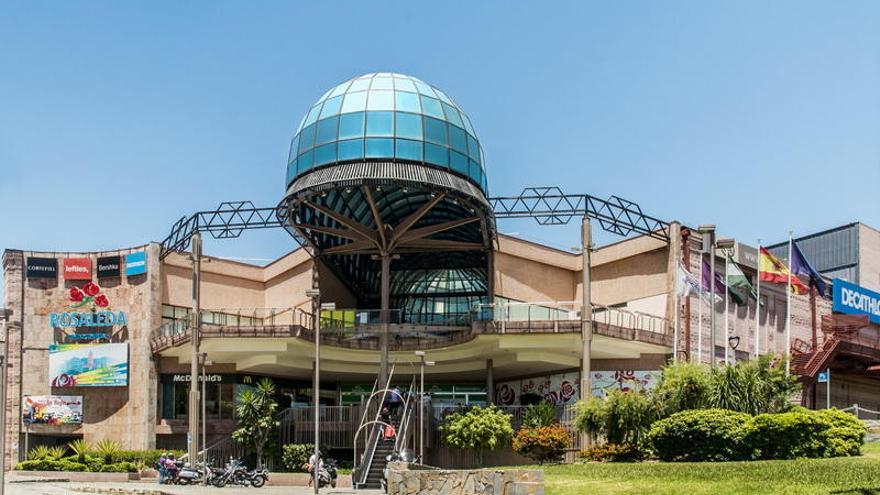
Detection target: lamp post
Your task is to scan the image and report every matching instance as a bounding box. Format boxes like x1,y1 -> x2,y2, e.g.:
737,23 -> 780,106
728,336 -> 740,364
716,238 -> 736,365
0,308 -> 12,495
187,232 -> 203,464
305,288 -> 321,494
200,352 -> 212,481
698,225 -> 717,366
414,351 -> 434,464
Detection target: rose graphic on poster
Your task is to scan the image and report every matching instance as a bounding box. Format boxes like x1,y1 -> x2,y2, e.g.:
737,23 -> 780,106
495,383 -> 516,405
590,370 -> 660,398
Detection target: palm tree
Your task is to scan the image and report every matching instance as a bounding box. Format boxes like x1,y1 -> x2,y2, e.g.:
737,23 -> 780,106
232,378 -> 280,468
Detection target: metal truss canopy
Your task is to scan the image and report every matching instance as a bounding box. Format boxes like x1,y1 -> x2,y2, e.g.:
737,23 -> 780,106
160,187 -> 671,257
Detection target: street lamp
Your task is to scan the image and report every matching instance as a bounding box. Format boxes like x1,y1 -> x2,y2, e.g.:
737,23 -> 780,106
716,238 -> 736,366
0,308 -> 11,495
414,351 -> 435,464
698,225 -> 717,366
305,288 -> 320,494
199,352 -> 212,481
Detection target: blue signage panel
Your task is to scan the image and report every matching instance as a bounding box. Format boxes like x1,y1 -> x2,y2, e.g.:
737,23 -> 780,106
832,279 -> 880,325
124,251 -> 147,276
817,371 -> 829,383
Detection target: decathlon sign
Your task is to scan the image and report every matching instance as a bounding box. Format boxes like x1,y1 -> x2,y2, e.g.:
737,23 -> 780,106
832,279 -> 880,325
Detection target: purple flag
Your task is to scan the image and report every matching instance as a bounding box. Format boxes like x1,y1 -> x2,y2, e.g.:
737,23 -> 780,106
791,242 -> 828,296
701,259 -> 726,295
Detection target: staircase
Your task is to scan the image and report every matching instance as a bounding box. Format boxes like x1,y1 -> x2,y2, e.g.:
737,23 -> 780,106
362,416 -> 401,489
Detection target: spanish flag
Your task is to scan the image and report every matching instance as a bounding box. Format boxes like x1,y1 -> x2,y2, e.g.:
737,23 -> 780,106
759,247 -> 809,295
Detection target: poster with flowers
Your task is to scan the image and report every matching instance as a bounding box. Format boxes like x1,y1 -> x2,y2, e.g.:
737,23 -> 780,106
495,371 -> 580,406
589,370 -> 660,398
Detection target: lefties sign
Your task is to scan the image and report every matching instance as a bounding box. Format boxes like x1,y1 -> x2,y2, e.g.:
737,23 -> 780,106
832,279 -> 880,325
63,258 -> 92,280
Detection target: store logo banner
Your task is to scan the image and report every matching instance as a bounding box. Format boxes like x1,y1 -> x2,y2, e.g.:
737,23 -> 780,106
63,258 -> 92,280
833,278 -> 880,324
26,257 -> 58,279
124,251 -> 147,276
97,256 -> 121,278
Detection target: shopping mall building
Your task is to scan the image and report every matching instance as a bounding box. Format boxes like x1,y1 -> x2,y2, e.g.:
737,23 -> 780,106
3,73 -> 879,468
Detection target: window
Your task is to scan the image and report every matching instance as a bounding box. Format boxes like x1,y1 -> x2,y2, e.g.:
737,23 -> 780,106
419,96 -> 444,119
395,91 -> 420,113
424,117 -> 447,145
366,90 -> 394,111
314,143 -> 336,166
341,91 -> 367,113
370,77 -> 393,90
366,112 -> 393,136
298,124 -> 316,153
414,80 -> 436,97
298,149 -> 314,173
470,160 -> 482,184
328,81 -> 350,99
448,125 -> 467,154
319,96 -> 343,118
339,112 -> 365,139
425,143 -> 448,167
316,117 -> 339,145
395,112 -> 422,140
348,78 -> 371,92
395,139 -> 423,161
394,78 -> 417,93
365,138 -> 393,157
304,103 -> 323,127
441,102 -> 464,128
289,136 -> 299,160
286,160 -> 297,184
467,135 -> 479,159
450,151 -> 468,175
338,139 -> 364,161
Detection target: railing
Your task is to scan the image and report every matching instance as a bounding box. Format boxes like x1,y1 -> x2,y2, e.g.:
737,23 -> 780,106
354,364 -> 397,488
475,301 -> 669,336
841,404 -> 880,421
394,376 -> 419,457
280,406 -> 360,449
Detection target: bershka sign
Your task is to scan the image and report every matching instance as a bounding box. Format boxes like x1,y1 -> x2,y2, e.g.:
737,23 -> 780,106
63,258 -> 92,280
832,279 -> 880,325
97,256 -> 121,278
26,257 -> 58,279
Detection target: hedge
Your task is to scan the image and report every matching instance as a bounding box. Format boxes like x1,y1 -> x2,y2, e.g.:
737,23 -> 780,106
648,409 -> 753,462
648,408 -> 866,462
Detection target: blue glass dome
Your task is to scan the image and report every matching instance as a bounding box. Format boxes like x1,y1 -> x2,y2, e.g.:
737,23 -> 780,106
286,72 -> 487,193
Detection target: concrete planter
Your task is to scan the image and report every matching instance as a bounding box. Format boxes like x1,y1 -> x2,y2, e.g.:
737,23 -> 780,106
11,471 -> 141,483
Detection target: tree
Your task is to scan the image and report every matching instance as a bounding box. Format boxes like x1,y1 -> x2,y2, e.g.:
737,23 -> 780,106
654,361 -> 710,415
232,378 -> 280,468
708,355 -> 800,415
574,390 -> 658,447
439,406 -> 514,465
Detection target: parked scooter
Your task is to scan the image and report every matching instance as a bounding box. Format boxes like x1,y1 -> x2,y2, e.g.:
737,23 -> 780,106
306,457 -> 338,489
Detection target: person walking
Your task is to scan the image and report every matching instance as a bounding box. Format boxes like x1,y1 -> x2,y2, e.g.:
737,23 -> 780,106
156,453 -> 168,484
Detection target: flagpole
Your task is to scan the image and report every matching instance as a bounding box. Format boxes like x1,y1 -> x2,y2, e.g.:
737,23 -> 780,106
755,238 -> 761,359
724,255 -> 730,365
698,251 -> 704,363
786,231 -> 793,376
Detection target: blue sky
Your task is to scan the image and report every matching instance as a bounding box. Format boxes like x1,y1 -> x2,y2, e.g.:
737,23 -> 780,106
1,1 -> 878,300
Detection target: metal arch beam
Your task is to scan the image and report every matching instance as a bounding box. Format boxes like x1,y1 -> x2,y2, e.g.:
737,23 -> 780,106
362,185 -> 388,249
388,193 -> 446,248
490,187 -> 671,241
396,217 -> 481,244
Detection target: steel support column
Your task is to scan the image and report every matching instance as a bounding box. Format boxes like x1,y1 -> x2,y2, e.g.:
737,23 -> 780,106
187,232 -> 202,464
379,254 -> 391,388
580,216 -> 593,447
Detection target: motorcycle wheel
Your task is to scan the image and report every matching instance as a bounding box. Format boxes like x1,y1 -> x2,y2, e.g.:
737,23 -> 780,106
250,475 -> 266,488
331,478 -> 337,488
213,477 -> 228,488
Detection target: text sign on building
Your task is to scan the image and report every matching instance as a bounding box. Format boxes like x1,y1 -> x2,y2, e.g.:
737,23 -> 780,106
63,258 -> 92,280
832,279 -> 880,325
125,251 -> 147,276
26,257 -> 58,279
97,256 -> 121,278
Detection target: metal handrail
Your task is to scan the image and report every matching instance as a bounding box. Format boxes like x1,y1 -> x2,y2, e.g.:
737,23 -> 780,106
393,375 -> 419,456
353,364 -> 397,488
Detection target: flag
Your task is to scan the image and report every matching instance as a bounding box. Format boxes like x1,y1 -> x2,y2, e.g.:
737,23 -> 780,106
676,263 -> 701,298
759,247 -> 809,295
701,259 -> 725,303
726,260 -> 756,307
790,241 -> 828,296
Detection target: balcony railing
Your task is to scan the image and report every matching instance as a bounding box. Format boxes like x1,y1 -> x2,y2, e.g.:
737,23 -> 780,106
474,301 -> 669,336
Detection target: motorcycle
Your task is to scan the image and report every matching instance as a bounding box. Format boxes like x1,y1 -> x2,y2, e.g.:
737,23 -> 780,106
212,458 -> 267,488
308,458 -> 338,489
245,467 -> 269,488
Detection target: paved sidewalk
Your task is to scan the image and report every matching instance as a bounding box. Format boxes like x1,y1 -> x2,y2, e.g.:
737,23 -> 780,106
5,480 -> 383,495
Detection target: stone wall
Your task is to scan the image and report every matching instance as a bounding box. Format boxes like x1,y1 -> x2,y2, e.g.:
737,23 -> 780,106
2,244 -> 161,465
386,462 -> 544,495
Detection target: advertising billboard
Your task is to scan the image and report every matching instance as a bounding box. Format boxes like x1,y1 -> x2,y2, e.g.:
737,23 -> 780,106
26,257 -> 57,279
96,256 -> 121,278
22,395 -> 83,425
833,279 -> 880,325
62,258 -> 92,280
48,343 -> 129,387
124,251 -> 147,276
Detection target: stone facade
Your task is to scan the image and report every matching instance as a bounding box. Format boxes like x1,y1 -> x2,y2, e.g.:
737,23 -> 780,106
2,244 -> 161,465
386,462 -> 544,495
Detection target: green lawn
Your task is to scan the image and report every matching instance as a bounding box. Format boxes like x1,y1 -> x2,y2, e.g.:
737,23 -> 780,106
528,443 -> 880,495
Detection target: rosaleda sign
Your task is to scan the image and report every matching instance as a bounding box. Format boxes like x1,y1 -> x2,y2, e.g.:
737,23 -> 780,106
49,282 -> 128,329
832,279 -> 880,325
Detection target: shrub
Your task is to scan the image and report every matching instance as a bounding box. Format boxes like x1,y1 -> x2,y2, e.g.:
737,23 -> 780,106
522,402 -> 558,428
648,409 -> 752,462
95,439 -> 121,465
654,361 -> 710,415
573,397 -> 606,439
439,406 -> 514,465
27,445 -> 52,460
114,449 -> 185,467
746,410 -> 829,460
603,390 -> 658,446
816,408 -> 866,457
578,443 -> 644,463
14,459 -> 87,472
67,440 -> 91,463
98,461 -> 138,473
708,355 -> 800,415
512,425 -> 569,464
281,444 -> 328,473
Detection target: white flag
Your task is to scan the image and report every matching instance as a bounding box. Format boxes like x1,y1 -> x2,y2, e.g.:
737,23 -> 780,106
677,263 -> 701,297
